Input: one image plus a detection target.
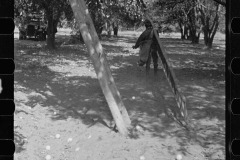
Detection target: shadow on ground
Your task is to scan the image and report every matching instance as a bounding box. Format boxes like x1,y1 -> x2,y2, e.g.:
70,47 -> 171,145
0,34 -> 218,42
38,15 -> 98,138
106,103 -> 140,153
14,33 -> 225,158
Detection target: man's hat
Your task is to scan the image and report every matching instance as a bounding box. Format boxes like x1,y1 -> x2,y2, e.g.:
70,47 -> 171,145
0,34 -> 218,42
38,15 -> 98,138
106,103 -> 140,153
144,19 -> 152,26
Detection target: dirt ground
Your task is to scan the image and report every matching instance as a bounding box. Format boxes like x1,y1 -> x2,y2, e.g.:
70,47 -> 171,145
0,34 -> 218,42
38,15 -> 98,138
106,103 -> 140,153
14,29 -> 225,160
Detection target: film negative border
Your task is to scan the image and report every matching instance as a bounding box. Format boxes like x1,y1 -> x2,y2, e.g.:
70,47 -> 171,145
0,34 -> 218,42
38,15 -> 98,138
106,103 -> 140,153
0,0 -> 15,159
228,0 -> 240,159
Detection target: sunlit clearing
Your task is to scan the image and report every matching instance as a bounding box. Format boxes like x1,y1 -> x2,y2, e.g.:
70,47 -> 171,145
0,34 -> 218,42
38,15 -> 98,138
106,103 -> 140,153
65,80 -> 89,86
192,91 -> 207,98
167,49 -> 207,55
110,62 -> 133,71
15,89 -> 47,104
84,99 -> 91,102
188,85 -> 209,92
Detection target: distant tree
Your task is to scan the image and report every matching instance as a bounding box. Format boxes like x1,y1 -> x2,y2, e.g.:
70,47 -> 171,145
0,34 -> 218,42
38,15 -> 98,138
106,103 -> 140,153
150,0 -> 195,41
152,0 -> 225,47
102,0 -> 144,35
66,0 -> 144,39
217,10 -> 225,33
156,1 -> 189,39
15,0 -> 72,49
186,0 -> 202,44
198,0 -> 224,48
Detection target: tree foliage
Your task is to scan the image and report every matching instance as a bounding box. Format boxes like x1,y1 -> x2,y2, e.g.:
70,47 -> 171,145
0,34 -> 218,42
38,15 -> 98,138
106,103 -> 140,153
68,0 -> 146,38
151,0 -> 225,47
15,0 -> 224,49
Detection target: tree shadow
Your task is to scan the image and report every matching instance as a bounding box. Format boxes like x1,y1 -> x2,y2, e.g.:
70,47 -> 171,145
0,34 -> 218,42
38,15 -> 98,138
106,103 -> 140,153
99,35 -> 225,155
14,33 -> 225,156
14,131 -> 26,153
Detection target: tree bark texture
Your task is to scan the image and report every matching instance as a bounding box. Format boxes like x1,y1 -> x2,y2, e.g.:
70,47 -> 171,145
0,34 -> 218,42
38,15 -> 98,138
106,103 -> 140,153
69,0 -> 131,136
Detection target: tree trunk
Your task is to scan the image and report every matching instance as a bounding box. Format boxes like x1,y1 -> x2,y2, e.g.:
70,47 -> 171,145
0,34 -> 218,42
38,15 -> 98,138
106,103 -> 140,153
46,13 -> 55,49
179,22 -> 185,40
178,20 -> 187,40
207,20 -> 219,48
203,27 -> 208,46
106,21 -> 112,37
187,4 -> 201,44
79,31 -> 84,43
207,37 -> 213,48
193,32 -> 200,44
183,25 -> 188,39
189,27 -> 200,44
113,22 -> 119,36
69,0 -> 131,136
187,28 -> 191,40
201,4 -> 220,49
113,27 -> 118,36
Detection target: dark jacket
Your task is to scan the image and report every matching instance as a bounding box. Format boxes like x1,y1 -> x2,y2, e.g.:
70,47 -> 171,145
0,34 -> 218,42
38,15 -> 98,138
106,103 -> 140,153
134,27 -> 159,50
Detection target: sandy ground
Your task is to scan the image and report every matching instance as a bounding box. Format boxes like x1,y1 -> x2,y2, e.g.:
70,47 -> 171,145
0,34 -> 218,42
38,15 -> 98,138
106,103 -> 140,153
14,30 -> 225,160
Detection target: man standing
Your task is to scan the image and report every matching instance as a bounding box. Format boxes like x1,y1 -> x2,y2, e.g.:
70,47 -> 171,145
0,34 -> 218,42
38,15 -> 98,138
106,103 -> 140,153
132,19 -> 159,74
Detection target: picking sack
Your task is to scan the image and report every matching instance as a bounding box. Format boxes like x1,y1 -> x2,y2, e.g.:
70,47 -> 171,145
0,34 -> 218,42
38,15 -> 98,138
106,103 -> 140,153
138,29 -> 154,65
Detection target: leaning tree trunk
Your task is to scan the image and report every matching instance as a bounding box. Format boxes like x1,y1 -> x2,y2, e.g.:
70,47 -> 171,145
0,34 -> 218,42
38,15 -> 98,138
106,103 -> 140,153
69,0 -> 131,136
206,19 -> 219,48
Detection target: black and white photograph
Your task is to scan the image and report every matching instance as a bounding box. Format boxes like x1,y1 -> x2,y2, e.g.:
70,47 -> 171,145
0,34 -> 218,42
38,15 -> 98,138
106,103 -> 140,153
14,0 -> 225,159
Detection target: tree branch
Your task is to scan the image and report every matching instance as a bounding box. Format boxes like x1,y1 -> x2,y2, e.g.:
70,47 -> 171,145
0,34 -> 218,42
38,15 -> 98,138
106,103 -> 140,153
136,0 -> 146,9
198,7 -> 206,26
209,4 -> 219,36
212,0 -> 226,6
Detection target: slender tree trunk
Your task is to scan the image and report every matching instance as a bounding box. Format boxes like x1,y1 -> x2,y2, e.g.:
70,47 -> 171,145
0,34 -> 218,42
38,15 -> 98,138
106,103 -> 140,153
179,22 -> 185,40
207,20 -> 219,48
202,15 -> 211,47
46,12 -> 55,49
203,27 -> 208,45
113,22 -> 119,36
69,0 -> 131,136
201,4 -> 220,49
183,25 -> 188,39
187,28 -> 191,40
106,20 -> 112,37
113,27 -> 118,36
